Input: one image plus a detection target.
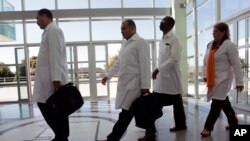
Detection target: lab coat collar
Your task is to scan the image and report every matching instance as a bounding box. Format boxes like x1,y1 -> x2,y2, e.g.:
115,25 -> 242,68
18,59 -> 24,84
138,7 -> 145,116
128,33 -> 140,41
44,22 -> 55,31
163,30 -> 173,39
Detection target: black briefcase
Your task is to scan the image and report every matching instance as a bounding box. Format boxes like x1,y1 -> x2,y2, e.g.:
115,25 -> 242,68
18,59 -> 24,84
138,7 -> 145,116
46,82 -> 84,119
131,93 -> 163,129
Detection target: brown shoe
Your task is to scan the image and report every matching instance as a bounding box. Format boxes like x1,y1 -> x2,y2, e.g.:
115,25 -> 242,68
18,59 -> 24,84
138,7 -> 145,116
138,134 -> 156,141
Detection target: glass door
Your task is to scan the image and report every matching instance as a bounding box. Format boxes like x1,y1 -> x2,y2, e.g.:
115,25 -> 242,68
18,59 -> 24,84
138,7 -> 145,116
67,45 -> 91,98
66,43 -> 124,100
94,44 -> 109,98
106,43 -> 122,99
15,48 -> 29,101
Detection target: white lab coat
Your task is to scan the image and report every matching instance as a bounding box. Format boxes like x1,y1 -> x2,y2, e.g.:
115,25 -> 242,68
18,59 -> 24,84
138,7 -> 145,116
154,31 -> 183,95
107,33 -> 151,110
33,22 -> 68,103
203,39 -> 243,100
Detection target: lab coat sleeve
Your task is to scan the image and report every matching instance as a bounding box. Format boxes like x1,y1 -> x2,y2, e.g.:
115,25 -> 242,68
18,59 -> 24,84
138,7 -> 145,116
227,43 -> 244,86
48,28 -> 64,81
158,38 -> 181,72
106,58 -> 119,79
138,40 -> 151,89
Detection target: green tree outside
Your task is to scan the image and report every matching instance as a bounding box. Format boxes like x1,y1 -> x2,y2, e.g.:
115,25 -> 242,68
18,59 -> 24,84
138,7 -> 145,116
0,62 -> 15,82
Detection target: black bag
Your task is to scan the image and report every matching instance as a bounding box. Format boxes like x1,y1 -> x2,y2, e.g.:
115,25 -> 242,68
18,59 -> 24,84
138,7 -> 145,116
131,93 -> 163,129
46,83 -> 84,119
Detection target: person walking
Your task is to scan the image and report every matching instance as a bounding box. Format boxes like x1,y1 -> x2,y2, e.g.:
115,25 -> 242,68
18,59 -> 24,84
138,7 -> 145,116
98,19 -> 151,141
200,22 -> 244,137
33,8 -> 69,141
139,16 -> 187,141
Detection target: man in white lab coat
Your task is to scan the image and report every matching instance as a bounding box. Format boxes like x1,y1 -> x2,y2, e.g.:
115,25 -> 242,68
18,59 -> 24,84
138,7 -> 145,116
140,16 -> 187,140
33,9 -> 69,141
99,19 -> 151,141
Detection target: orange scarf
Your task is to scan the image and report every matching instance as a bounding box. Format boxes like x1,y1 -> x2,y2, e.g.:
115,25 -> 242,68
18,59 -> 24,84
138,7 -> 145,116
206,48 -> 217,97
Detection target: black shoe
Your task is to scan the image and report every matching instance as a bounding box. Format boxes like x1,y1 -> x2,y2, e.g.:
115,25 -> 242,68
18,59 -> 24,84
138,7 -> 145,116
169,126 -> 187,132
51,138 -> 68,141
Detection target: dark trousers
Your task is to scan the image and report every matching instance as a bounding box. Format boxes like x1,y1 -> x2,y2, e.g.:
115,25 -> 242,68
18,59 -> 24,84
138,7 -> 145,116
204,97 -> 238,131
107,109 -> 135,141
145,93 -> 186,134
38,102 -> 69,141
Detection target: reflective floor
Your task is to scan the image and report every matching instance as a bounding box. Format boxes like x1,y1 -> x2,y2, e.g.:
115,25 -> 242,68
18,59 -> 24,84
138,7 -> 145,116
0,97 -> 250,141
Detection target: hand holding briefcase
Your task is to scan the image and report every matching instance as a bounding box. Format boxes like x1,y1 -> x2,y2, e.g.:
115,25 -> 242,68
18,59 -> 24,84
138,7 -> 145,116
46,82 -> 84,119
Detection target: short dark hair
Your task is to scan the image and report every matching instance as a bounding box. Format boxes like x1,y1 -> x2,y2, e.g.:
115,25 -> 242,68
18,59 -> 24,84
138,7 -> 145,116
124,19 -> 136,28
37,8 -> 53,20
162,16 -> 175,27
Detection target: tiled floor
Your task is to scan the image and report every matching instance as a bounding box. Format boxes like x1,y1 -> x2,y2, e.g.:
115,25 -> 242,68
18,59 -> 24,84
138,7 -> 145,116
0,97 -> 250,141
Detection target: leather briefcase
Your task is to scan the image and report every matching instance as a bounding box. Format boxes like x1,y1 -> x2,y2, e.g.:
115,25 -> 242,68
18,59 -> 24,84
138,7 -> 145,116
46,82 -> 84,119
131,93 -> 163,129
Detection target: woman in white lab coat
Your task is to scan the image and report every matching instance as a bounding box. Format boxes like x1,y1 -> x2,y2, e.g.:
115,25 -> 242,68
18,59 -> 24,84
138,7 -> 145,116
99,19 -> 151,141
201,22 -> 244,137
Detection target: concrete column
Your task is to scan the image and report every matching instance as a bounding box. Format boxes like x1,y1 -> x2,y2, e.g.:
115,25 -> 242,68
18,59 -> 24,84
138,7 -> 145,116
172,0 -> 188,96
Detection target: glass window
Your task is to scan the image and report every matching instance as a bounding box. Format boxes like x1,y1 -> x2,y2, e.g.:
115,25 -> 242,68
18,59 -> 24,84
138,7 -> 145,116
187,14 -> 193,37
95,45 -> 106,61
96,62 -> 107,96
134,19 -> 154,40
198,31 -> 208,66
237,80 -> 249,105
187,37 -> 195,94
198,30 -> 213,95
58,0 -> 88,9
1,0 -> 21,11
229,24 -> 234,42
238,20 -> 246,46
155,0 -> 171,8
123,0 -> 152,8
92,20 -> 121,41
0,47 -> 24,64
107,43 -> 121,98
246,81 -> 250,105
24,0 -> 55,10
197,0 -> 215,31
26,23 -> 43,44
248,18 -> 250,45
221,0 -> 250,20
0,67 -> 19,101
155,19 -> 162,40
238,48 -> 246,77
91,0 -> 121,8
186,2 -> 193,14
247,48 -> 250,78
197,0 -> 206,6
108,43 -> 121,59
59,21 -> 90,42
77,63 -> 90,97
187,38 -> 194,61
0,22 -> 24,45
77,46 -> 88,62
0,0 -> 2,11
